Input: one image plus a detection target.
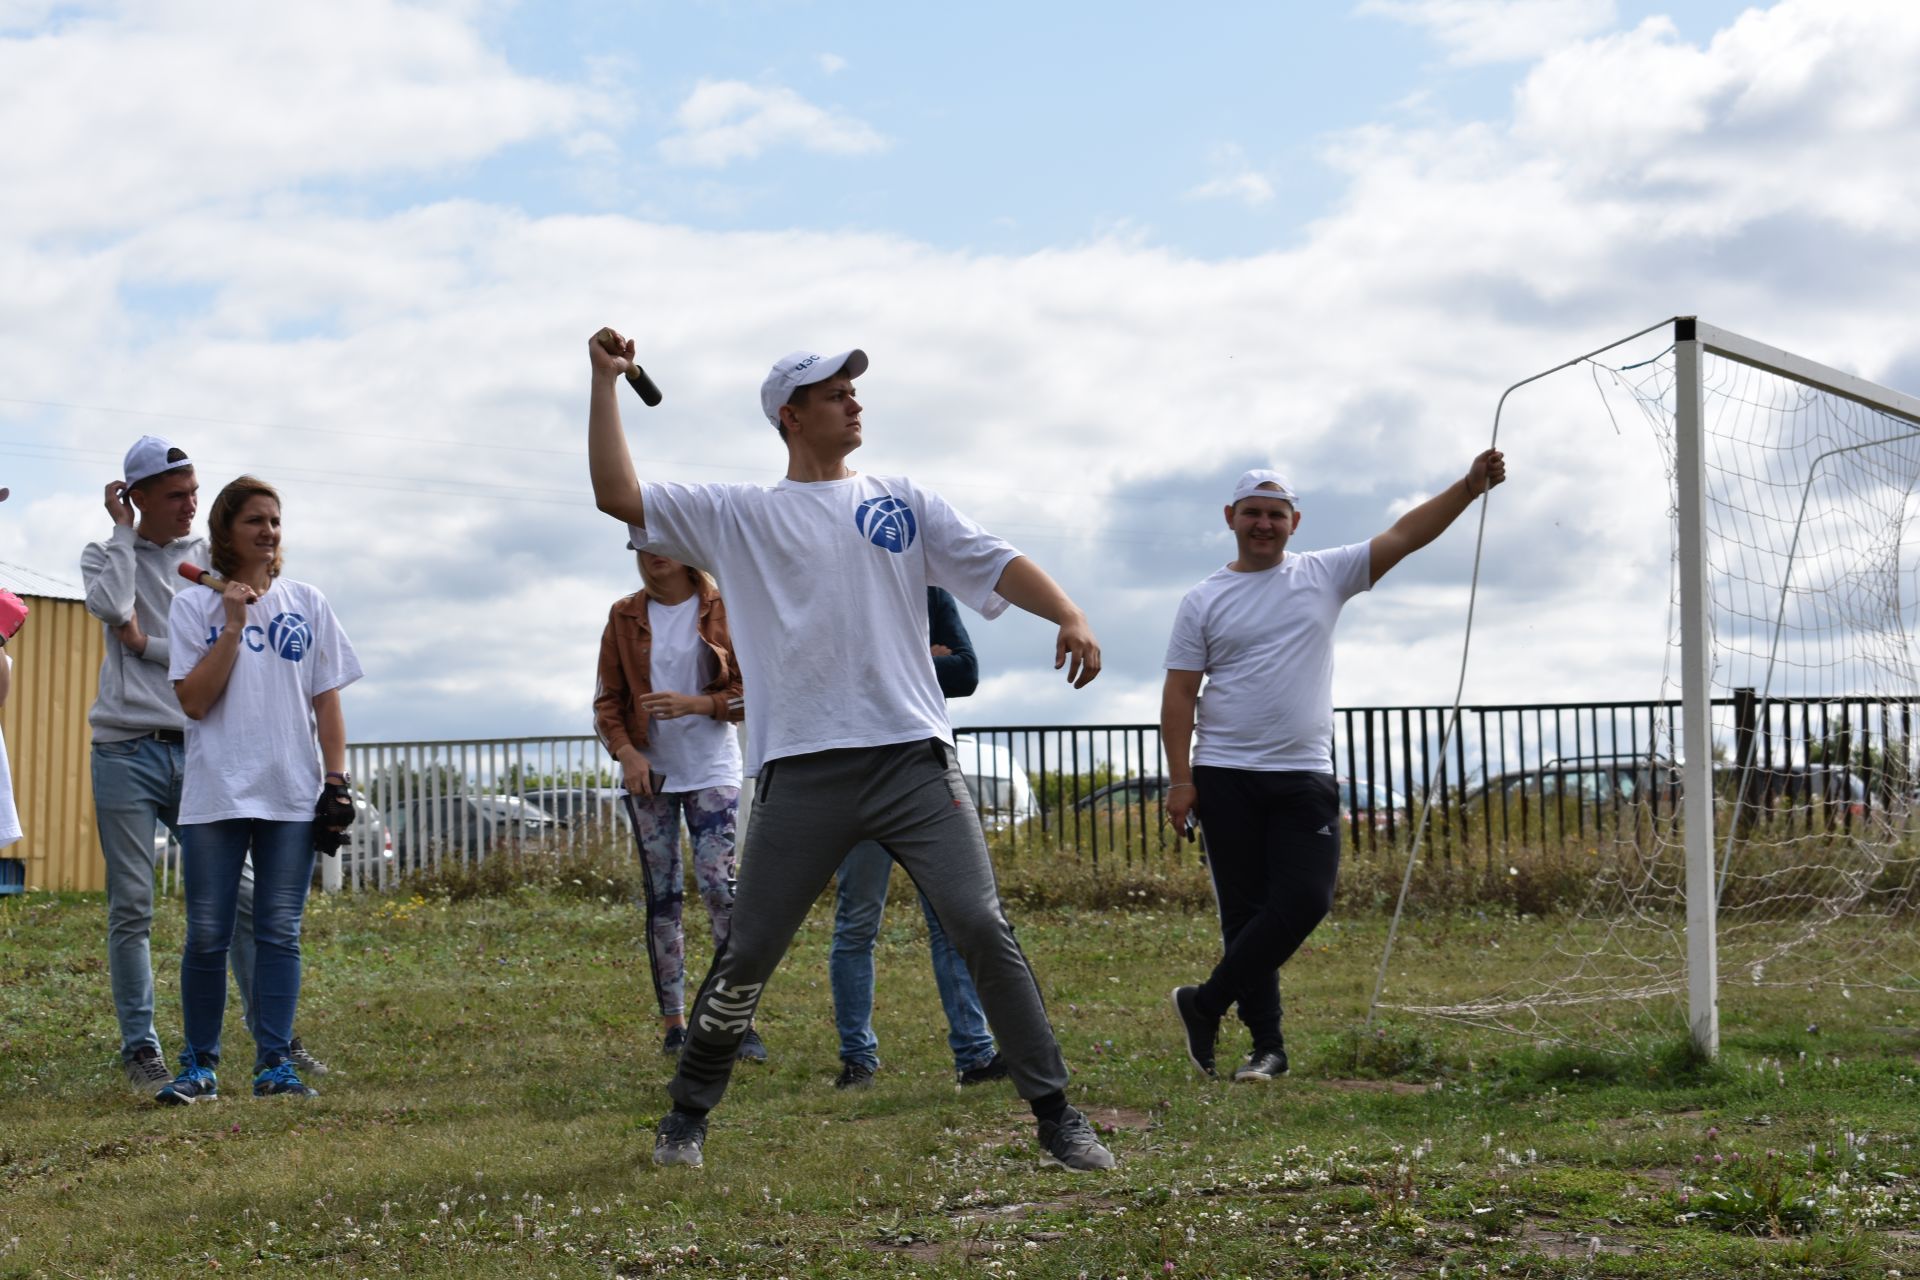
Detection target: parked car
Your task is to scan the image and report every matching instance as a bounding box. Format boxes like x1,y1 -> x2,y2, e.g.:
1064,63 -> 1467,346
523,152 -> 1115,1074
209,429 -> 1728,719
1074,774 -> 1167,814
387,793 -> 558,864
1337,777 -> 1409,830
1712,762 -> 1871,820
1467,756 -> 1677,808
153,796 -> 392,883
950,735 -> 1039,830
522,787 -> 632,833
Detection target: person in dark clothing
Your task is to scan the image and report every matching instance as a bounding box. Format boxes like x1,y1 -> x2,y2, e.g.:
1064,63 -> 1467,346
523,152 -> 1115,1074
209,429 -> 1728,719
826,586 -> 1007,1090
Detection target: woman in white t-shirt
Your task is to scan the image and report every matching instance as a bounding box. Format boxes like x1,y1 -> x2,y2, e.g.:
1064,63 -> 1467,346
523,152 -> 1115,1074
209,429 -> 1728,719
592,546 -> 747,1057
160,475 -> 362,1105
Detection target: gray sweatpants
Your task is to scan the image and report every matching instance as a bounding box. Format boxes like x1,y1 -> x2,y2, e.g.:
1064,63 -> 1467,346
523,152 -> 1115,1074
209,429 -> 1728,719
668,738 -> 1070,1111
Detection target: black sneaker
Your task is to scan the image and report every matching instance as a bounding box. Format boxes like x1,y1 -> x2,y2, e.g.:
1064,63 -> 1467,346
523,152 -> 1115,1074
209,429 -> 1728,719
956,1052 -> 1010,1086
1037,1105 -> 1116,1171
1233,1047 -> 1288,1082
1171,986 -> 1219,1078
155,1056 -> 218,1107
662,1025 -> 687,1056
288,1037 -> 332,1079
653,1109 -> 707,1167
736,1027 -> 767,1063
834,1060 -> 876,1090
125,1045 -> 172,1098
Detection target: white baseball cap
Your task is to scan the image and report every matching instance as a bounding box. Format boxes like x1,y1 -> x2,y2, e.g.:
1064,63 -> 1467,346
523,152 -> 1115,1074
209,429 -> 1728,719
123,435 -> 193,487
1230,469 -> 1298,508
759,349 -> 869,427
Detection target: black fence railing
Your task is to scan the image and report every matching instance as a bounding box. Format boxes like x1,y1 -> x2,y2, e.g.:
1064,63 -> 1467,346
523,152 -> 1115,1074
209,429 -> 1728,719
954,690 -> 1920,871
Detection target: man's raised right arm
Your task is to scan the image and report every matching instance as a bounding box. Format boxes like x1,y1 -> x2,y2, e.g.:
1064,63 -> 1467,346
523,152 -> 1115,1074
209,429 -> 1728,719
587,327 -> 646,526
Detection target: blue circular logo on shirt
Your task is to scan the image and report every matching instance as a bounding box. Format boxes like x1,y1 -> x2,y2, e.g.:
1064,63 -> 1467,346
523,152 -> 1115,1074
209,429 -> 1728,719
267,612 -> 312,662
855,495 -> 917,553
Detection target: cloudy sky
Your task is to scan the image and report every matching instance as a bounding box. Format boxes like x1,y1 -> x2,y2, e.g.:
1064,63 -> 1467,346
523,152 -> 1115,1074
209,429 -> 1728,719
5,0 -> 1917,743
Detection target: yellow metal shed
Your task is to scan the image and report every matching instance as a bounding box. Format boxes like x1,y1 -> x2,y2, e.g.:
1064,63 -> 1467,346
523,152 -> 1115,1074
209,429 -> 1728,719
0,558 -> 107,892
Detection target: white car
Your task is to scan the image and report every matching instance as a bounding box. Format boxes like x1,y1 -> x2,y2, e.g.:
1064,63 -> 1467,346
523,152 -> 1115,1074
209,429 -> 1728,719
950,735 -> 1039,830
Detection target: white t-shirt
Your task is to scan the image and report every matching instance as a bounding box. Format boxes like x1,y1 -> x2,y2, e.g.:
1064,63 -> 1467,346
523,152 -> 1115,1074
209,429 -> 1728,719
644,595 -> 743,792
167,578 -> 363,823
0,655 -> 19,850
632,472 -> 1018,775
1164,543 -> 1373,773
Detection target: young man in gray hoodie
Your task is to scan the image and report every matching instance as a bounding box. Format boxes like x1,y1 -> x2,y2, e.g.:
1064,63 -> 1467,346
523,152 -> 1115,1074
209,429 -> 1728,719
83,436 -> 327,1098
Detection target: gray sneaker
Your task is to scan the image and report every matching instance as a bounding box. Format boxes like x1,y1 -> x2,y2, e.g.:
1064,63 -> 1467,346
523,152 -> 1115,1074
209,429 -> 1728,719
125,1046 -> 172,1097
288,1038 -> 332,1078
653,1110 -> 708,1167
1037,1105 -> 1116,1171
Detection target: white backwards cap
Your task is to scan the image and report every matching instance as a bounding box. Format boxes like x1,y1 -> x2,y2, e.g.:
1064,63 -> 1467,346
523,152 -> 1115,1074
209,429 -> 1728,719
1230,469 -> 1299,508
123,435 -> 193,487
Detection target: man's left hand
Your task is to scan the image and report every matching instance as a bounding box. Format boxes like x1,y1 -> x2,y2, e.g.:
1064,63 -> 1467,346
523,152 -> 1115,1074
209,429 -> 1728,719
1054,613 -> 1101,688
1467,448 -> 1507,498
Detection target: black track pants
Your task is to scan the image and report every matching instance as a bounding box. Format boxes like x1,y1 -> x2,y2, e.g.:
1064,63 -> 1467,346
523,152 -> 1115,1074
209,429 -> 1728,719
1192,767 -> 1341,1049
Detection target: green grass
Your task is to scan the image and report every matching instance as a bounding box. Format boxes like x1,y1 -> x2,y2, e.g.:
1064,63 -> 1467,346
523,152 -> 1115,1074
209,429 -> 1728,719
3,867 -> 1920,1278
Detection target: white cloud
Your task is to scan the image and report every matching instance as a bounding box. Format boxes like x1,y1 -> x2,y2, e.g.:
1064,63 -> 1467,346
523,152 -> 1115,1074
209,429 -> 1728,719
0,0 -> 592,239
818,52 -> 847,75
657,79 -> 889,168
10,0 -> 1920,740
1359,0 -> 1617,64
1185,143 -> 1275,207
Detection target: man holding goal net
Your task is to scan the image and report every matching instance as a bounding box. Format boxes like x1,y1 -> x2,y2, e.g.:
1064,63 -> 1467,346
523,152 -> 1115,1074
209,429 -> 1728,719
1164,451 -> 1505,1080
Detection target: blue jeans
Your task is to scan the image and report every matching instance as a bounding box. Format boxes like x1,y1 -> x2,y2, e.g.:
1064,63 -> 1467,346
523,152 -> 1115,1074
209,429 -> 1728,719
179,819 -> 313,1071
829,840 -> 996,1072
93,738 -> 258,1061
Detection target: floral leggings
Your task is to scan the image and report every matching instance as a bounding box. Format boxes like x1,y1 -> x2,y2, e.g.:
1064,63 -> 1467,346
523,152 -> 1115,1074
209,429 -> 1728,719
625,786 -> 739,1018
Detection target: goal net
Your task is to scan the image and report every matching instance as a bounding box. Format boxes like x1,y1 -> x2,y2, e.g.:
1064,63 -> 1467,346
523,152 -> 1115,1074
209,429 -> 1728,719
1373,319 -> 1920,1050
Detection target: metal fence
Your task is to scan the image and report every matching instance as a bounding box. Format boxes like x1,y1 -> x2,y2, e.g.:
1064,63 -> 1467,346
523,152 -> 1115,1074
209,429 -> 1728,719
264,691 -> 1920,892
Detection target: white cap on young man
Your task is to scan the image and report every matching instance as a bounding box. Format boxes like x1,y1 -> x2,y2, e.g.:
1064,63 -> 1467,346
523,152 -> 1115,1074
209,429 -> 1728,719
759,349 -> 869,427
123,435 -> 193,487
1230,469 -> 1298,508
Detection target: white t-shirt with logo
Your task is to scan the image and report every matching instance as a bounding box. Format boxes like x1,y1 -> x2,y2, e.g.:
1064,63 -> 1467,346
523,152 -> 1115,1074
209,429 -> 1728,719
0,655 -> 19,850
644,595 -> 743,792
632,473 -> 1017,775
1164,543 -> 1373,773
168,578 -> 363,823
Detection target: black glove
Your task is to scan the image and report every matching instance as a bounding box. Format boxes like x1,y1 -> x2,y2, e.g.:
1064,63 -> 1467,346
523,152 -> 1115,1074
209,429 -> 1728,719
314,781 -> 353,856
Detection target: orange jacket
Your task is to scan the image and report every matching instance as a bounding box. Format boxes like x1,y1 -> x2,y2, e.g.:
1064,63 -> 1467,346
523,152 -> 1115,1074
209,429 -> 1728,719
593,587 -> 744,757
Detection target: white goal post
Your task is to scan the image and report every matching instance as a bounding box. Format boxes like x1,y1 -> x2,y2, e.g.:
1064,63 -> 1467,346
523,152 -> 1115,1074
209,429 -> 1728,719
1674,317 -> 1920,1056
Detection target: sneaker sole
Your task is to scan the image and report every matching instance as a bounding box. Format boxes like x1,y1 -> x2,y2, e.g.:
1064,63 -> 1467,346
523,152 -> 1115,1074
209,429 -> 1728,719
1039,1149 -> 1117,1172
652,1147 -> 703,1168
156,1090 -> 213,1106
1170,986 -> 1217,1078
1232,1068 -> 1284,1082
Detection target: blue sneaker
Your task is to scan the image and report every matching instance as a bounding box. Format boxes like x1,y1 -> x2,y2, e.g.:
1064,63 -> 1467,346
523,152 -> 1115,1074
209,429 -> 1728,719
156,1057 -> 218,1107
253,1058 -> 319,1099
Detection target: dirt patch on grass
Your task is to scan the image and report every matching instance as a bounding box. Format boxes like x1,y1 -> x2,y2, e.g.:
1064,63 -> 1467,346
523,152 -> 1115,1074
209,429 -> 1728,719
1514,1221 -> 1638,1258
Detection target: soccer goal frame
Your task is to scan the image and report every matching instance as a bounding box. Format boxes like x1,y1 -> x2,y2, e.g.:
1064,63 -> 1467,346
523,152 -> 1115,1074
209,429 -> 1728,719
1673,317 -> 1920,1056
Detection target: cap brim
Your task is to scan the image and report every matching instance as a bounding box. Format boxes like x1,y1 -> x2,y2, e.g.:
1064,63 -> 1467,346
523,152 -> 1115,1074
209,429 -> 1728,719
797,348 -> 868,388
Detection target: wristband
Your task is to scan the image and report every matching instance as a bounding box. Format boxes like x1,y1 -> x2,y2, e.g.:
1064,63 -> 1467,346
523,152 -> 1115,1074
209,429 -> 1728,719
325,771 -> 351,784
1167,782 -> 1195,792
